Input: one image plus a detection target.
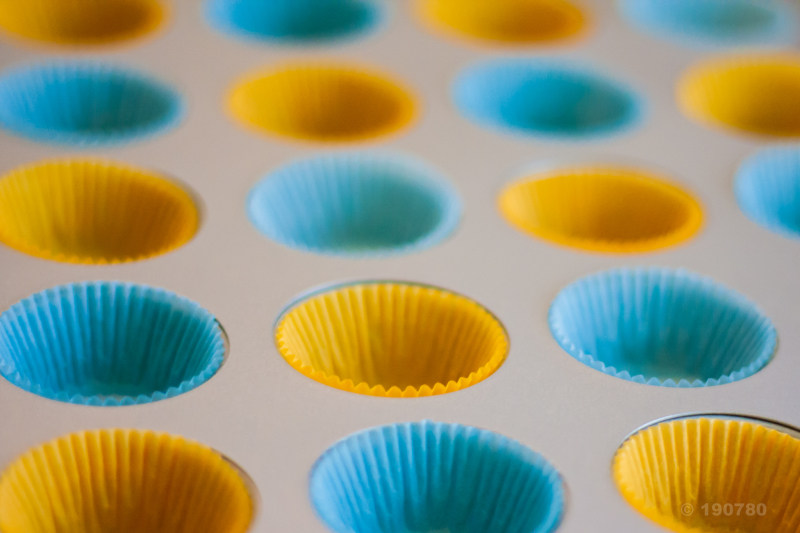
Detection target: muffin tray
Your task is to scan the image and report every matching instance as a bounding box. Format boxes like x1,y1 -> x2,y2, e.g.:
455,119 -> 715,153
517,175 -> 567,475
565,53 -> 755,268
1,0 -> 800,532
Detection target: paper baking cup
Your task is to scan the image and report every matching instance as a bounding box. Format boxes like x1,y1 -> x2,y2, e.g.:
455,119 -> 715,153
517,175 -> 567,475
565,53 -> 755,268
274,282 -> 509,397
0,429 -> 254,533
0,61 -> 184,146
205,0 -> 382,43
499,165 -> 702,253
735,146 -> 800,239
0,281 -> 226,405
0,159 -> 198,264
614,414 -> 800,533
416,0 -> 586,45
549,267 -> 776,387
619,0 -> 796,48
310,420 -> 564,533
0,0 -> 165,47
678,55 -> 800,138
453,59 -> 641,138
228,64 -> 416,143
247,152 -> 461,257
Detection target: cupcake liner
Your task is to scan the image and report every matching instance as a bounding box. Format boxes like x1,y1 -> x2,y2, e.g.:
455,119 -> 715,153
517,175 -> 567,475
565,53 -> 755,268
498,165 -> 703,253
619,0 -> 796,48
453,59 -> 642,139
274,281 -> 509,397
678,55 -> 800,138
0,61 -> 184,146
205,0 -> 383,44
548,267 -> 776,387
416,0 -> 586,45
247,152 -> 461,257
735,145 -> 800,239
614,414 -> 800,533
0,159 -> 199,265
310,420 -> 564,533
0,0 -> 165,47
227,63 -> 416,143
0,281 -> 226,406
0,429 -> 254,533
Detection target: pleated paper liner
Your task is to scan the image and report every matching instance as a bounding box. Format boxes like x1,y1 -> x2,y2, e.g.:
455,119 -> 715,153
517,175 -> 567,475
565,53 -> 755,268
0,159 -> 198,264
453,59 -> 641,138
614,414 -> 800,533
678,55 -> 800,138
548,267 -> 776,387
416,0 -> 586,46
274,281 -> 509,397
247,152 -> 461,257
0,429 -> 255,533
0,0 -> 165,47
228,63 -> 416,143
0,61 -> 184,146
735,146 -> 800,239
618,0 -> 796,48
498,165 -> 702,253
0,281 -> 226,406
205,0 -> 382,44
310,420 -> 564,533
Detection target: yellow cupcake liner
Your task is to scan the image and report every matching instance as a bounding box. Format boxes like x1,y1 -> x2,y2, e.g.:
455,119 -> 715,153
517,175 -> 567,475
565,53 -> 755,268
274,282 -> 509,397
498,165 -> 703,253
0,159 -> 199,264
678,55 -> 800,138
228,63 -> 417,144
0,0 -> 165,47
614,416 -> 800,533
0,429 -> 255,533
416,0 -> 586,45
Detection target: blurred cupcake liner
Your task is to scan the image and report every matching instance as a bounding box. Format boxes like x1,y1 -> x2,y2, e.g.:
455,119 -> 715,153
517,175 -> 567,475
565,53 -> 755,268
0,281 -> 226,406
735,145 -> 800,239
227,63 -> 416,143
310,420 -> 564,533
247,151 -> 461,257
274,281 -> 509,397
498,165 -> 702,253
614,414 -> 800,532
0,61 -> 184,146
0,158 -> 199,265
0,0 -> 166,47
416,0 -> 586,46
453,59 -> 642,139
0,429 -> 254,533
548,267 -> 776,387
618,0 -> 796,48
677,55 -> 800,138
205,0 -> 383,43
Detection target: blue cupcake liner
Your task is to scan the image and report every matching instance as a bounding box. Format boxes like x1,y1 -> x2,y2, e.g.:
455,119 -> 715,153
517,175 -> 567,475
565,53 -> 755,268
548,267 -> 776,387
247,152 -> 462,257
618,0 -> 797,48
0,281 -> 226,406
204,0 -> 384,44
452,59 -> 643,140
0,61 -> 185,147
310,420 -> 565,533
735,145 -> 800,239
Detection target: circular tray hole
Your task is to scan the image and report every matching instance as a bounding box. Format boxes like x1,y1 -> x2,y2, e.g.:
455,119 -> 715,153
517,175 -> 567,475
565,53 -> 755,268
274,281 -> 509,397
0,281 -> 226,405
0,429 -> 255,533
228,63 -> 416,143
498,165 -> 702,253
548,267 -> 776,387
311,420 -> 564,533
247,152 -> 461,256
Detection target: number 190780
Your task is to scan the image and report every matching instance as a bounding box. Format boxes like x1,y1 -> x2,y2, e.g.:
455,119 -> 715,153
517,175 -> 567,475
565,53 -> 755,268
701,503 -> 767,516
